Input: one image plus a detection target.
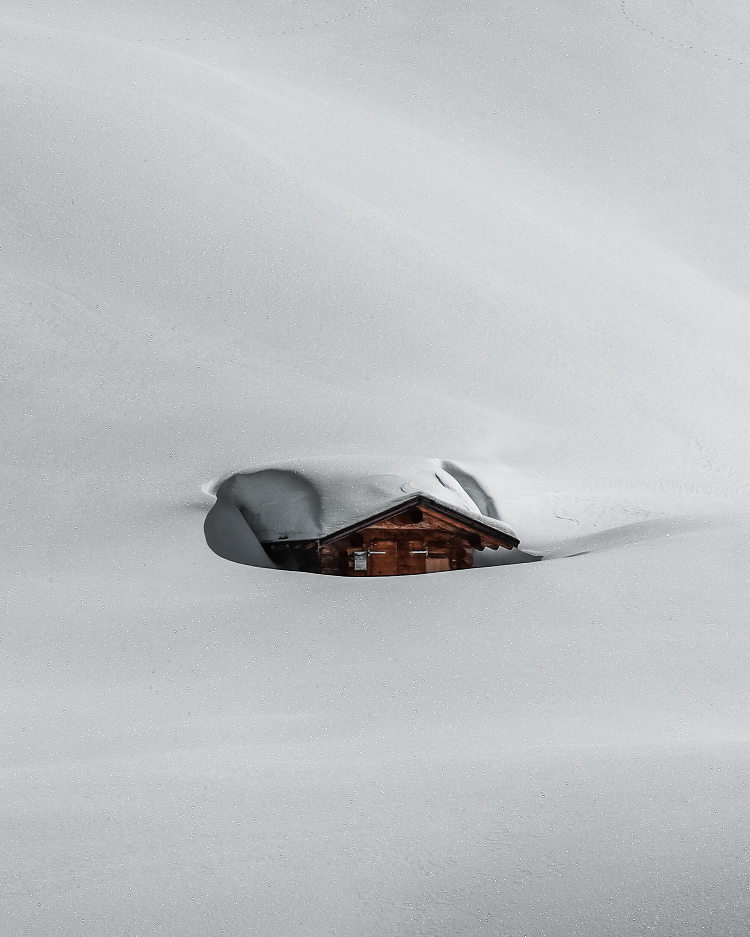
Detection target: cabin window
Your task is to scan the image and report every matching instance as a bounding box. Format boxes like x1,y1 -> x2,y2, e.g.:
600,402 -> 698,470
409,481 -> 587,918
353,551 -> 368,571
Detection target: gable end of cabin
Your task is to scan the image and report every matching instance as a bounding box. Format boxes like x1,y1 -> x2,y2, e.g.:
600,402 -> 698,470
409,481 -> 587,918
318,499 -> 517,577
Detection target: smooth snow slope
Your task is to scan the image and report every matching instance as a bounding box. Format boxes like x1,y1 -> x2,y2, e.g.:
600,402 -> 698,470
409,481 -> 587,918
2,1 -> 750,934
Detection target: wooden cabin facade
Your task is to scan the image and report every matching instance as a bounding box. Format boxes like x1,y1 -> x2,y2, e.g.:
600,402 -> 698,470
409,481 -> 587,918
261,496 -> 519,576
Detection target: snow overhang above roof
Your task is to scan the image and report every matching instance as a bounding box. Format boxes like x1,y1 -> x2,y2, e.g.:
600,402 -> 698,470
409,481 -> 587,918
207,456 -> 520,546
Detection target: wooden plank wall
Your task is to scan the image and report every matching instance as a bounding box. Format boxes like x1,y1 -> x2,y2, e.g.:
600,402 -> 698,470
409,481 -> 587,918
319,505 -> 508,577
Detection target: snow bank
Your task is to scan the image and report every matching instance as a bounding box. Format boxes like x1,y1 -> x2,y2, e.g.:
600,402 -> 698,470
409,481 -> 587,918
204,457 -> 519,566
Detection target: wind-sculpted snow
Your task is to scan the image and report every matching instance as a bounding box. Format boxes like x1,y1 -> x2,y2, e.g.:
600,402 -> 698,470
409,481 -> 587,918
4,1 -> 750,934
204,457 -> 518,566
4,512 -> 750,936
3,8 -> 750,500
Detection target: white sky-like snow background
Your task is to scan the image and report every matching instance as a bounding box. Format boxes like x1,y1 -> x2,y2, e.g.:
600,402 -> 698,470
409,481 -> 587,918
2,2 -> 750,934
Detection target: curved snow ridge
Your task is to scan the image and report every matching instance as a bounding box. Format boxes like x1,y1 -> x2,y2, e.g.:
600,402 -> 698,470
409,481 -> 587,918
538,513 -> 736,560
203,456 -> 519,564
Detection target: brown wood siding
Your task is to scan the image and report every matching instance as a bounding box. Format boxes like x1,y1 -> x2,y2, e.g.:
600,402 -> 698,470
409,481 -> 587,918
398,539 -> 426,575
319,544 -> 347,576
319,504 -> 508,577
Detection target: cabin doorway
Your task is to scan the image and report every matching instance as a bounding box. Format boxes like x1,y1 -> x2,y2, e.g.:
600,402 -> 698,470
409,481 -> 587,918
371,539 -> 429,575
369,540 -> 398,576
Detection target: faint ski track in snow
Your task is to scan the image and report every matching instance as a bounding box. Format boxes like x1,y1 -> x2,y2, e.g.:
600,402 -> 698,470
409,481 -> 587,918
620,1 -> 750,72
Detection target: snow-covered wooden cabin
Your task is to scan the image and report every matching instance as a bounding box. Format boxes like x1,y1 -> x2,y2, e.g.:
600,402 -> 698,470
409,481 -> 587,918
204,457 -> 520,576
264,496 -> 518,575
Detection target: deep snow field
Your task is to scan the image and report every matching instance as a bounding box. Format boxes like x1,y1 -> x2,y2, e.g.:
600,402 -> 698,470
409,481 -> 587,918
3,2 -> 750,934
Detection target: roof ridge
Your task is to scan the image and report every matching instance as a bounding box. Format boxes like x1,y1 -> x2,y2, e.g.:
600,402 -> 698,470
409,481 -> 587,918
316,494 -> 519,548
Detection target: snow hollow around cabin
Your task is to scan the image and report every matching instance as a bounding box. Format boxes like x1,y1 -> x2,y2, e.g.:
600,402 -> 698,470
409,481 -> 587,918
203,457 -> 530,573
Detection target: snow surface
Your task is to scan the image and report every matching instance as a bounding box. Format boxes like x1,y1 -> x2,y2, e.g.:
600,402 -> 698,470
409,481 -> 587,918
3,1 -> 750,934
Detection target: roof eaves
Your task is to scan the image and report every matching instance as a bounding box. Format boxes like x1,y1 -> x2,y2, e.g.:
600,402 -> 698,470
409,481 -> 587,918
318,494 -> 520,549
318,495 -> 423,545
415,496 -> 520,547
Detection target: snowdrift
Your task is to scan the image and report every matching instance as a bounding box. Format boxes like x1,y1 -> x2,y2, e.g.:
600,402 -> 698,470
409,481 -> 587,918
203,457 -> 518,568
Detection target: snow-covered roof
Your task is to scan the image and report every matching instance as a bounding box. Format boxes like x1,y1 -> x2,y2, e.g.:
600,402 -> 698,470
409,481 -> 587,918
207,456 -> 519,544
